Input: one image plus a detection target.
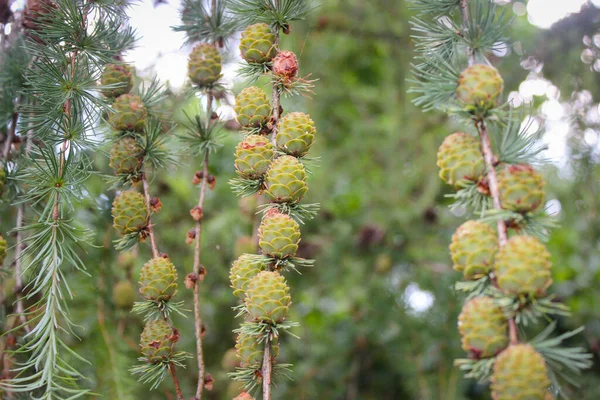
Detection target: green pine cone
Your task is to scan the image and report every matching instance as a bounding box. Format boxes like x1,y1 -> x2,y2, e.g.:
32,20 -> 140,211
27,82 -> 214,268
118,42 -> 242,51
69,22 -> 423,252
276,112 -> 316,157
112,280 -> 135,310
188,43 -> 222,87
139,257 -> 178,302
235,86 -> 271,127
100,63 -> 134,98
235,331 -> 279,368
264,155 -> 308,204
0,234 -> 6,266
497,164 -> 545,213
239,23 -> 277,64
109,137 -> 144,175
456,64 -> 504,111
491,344 -> 550,400
450,220 -> 498,280
495,235 -> 552,297
258,209 -> 301,259
229,254 -> 268,299
458,296 -> 508,359
245,270 -> 291,324
437,132 -> 485,187
109,94 -> 147,133
140,319 -> 176,363
111,190 -> 149,235
234,135 -> 275,179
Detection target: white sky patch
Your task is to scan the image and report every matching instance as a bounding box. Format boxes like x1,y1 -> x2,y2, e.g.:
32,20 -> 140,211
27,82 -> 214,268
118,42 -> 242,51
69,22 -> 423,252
527,0 -> 588,29
403,283 -> 434,315
124,1 -> 187,89
545,199 -> 562,216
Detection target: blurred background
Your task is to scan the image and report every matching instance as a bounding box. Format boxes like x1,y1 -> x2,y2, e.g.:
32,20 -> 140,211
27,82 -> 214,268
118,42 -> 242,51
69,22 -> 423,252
2,0 -> 600,399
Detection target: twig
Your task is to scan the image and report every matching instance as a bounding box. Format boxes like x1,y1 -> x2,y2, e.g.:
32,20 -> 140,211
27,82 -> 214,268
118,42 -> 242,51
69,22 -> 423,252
263,5 -> 280,399
141,172 -> 159,258
14,205 -> 30,333
1,112 -> 16,160
262,336 -> 272,400
476,116 -> 517,345
169,363 -> 185,400
458,0 -> 475,66
460,0 -> 517,345
191,66 -> 215,400
269,8 -> 282,145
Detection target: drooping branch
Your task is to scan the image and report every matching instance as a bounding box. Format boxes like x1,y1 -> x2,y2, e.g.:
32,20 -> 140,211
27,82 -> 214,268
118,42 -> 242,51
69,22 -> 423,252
459,0 -> 517,345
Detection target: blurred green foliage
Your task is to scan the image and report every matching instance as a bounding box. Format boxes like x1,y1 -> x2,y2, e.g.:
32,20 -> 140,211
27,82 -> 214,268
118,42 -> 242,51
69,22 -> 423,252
1,1 -> 600,399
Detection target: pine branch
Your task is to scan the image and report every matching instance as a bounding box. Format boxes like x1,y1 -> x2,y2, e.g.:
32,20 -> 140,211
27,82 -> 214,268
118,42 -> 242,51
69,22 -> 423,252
1,0 -> 133,397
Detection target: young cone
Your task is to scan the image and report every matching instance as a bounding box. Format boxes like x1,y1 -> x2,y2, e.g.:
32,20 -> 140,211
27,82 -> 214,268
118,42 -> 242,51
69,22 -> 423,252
491,344 -> 551,400
458,296 -> 508,359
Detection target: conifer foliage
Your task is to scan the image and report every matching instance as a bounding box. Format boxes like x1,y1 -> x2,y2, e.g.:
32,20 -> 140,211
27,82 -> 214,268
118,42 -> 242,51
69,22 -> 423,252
410,0 -> 592,398
0,0 -> 135,398
227,0 -> 318,398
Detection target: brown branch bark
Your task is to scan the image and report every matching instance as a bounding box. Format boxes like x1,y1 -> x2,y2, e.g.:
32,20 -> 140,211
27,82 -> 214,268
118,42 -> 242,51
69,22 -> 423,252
476,119 -> 518,345
141,172 -> 159,258
191,91 -> 213,399
458,0 -> 475,66
262,336 -> 272,400
169,363 -> 185,400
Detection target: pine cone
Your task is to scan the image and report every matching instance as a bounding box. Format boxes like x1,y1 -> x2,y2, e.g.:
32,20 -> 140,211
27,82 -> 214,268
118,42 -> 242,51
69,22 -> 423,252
101,63 -> 134,99
276,112 -> 316,157
491,344 -> 550,400
234,86 -> 271,128
458,296 -> 508,359
109,137 -> 144,175
140,319 -> 176,363
437,132 -> 485,187
264,155 -> 308,204
0,234 -> 6,266
139,257 -> 179,302
495,235 -> 552,297
229,254 -> 268,299
497,164 -> 545,213
245,270 -> 291,324
258,210 -> 301,259
239,23 -> 277,64
456,64 -> 504,111
234,135 -> 275,179
449,220 -> 498,280
111,190 -> 149,235
112,280 -> 135,310
109,94 -> 147,133
235,331 -> 279,368
272,50 -> 299,78
188,43 -> 222,87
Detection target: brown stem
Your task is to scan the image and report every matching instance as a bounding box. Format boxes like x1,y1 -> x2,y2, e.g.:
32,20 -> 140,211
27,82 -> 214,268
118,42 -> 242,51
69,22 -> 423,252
458,0 -> 475,66
14,205 -> 30,333
191,87 -> 214,400
262,336 -> 272,400
141,172 -> 159,258
169,363 -> 185,400
269,17 -> 282,145
476,120 -> 517,344
476,121 -> 507,246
